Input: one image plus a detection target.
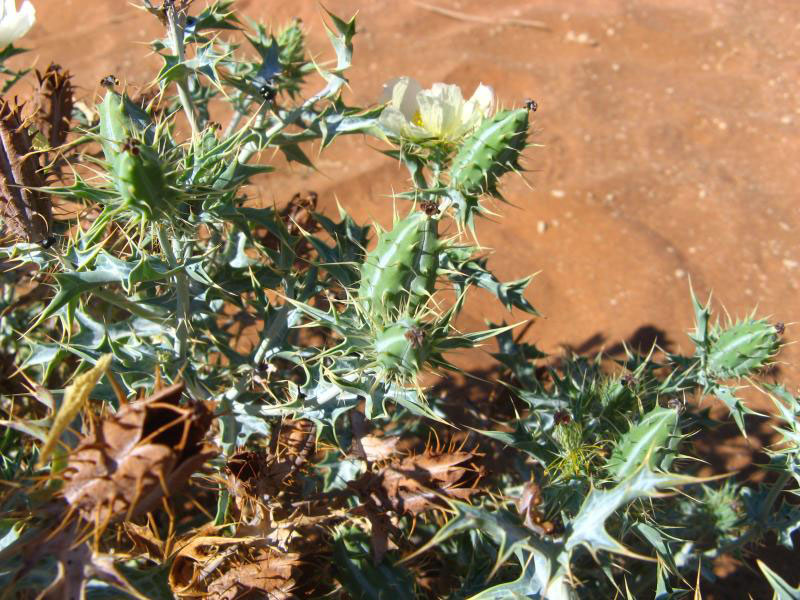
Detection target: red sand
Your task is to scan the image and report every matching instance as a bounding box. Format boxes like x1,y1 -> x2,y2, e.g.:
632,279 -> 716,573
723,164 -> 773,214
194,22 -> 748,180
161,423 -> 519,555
19,2 -> 798,412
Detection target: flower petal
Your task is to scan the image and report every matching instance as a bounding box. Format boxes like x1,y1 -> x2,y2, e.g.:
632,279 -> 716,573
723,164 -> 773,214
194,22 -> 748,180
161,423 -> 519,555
14,0 -> 34,34
418,84 -> 464,139
0,0 -> 35,47
379,76 -> 423,121
378,106 -> 410,138
0,0 -> 13,19
468,83 -> 494,116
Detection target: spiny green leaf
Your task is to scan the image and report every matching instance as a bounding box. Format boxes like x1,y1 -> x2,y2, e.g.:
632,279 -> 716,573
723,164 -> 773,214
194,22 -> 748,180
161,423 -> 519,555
567,467 -> 708,559
758,560 -> 800,600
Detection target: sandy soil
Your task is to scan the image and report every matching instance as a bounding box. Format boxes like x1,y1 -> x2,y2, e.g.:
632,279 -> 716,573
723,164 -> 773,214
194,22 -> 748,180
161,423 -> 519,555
14,0 -> 800,590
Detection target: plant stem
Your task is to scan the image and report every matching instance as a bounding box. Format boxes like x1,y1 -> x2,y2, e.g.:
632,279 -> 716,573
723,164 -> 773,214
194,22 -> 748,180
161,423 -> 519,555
157,224 -> 190,362
166,4 -> 200,141
759,471 -> 791,521
224,95 -> 251,139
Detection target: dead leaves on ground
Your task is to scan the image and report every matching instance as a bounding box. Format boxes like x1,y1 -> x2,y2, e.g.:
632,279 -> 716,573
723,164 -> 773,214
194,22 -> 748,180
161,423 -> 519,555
10,378 -> 488,598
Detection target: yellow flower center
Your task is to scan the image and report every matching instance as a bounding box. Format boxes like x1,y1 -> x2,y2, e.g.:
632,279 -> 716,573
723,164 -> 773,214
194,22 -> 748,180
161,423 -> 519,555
412,111 -> 424,127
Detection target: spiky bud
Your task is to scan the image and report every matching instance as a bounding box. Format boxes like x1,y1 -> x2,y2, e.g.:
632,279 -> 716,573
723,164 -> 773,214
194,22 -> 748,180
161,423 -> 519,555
358,210 -> 439,322
98,89 -> 173,221
706,318 -> 780,379
373,318 -> 431,378
448,106 -> 530,199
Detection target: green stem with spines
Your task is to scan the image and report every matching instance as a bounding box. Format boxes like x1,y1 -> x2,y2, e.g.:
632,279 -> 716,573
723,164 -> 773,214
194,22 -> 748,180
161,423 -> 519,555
166,4 -> 200,143
156,224 -> 189,362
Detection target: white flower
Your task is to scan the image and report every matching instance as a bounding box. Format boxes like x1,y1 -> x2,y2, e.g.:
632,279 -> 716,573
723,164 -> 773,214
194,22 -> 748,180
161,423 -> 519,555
0,0 -> 35,48
378,76 -> 494,143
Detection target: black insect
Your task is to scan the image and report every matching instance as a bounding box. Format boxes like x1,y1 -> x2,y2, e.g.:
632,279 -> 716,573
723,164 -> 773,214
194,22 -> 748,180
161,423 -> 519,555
39,235 -> 57,249
621,372 -> 638,388
666,397 -> 684,413
524,98 -> 538,112
420,200 -> 439,216
404,326 -> 426,349
775,322 -> 786,335
120,138 -> 140,156
259,78 -> 277,102
100,75 -> 119,88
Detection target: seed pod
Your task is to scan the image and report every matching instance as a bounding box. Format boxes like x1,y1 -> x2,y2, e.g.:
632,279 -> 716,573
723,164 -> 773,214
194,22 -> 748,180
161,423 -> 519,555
407,213 -> 439,313
61,382 -> 216,528
448,106 -> 530,199
33,63 -> 74,150
0,97 -> 52,243
706,318 -> 781,379
373,318 -> 431,378
358,210 -> 439,322
98,89 -> 170,220
98,88 -> 130,171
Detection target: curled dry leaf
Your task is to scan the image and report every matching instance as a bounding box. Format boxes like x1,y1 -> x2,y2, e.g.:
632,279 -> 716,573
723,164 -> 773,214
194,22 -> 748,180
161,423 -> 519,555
206,550 -> 298,600
123,517 -> 166,563
225,449 -> 268,526
350,449 -> 481,563
516,479 -> 557,536
61,382 -> 216,528
0,96 -> 51,243
262,191 -> 320,266
281,190 -> 319,237
168,528 -> 298,599
228,418 -> 315,497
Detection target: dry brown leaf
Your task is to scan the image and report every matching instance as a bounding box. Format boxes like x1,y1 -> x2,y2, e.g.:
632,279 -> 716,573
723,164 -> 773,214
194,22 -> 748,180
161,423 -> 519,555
61,382 -> 216,528
206,550 -> 298,600
359,434 -> 400,462
224,420 -> 318,531
18,523 -> 147,600
168,528 -> 298,600
367,450 -> 481,516
352,503 -> 400,564
123,518 -> 166,562
225,449 -> 268,526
